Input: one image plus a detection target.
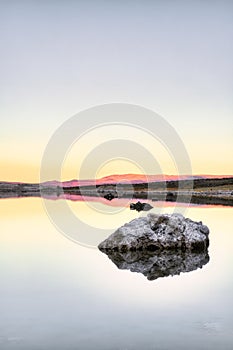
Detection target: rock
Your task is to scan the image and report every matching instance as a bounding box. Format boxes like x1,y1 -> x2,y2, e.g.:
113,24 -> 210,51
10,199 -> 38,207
130,201 -> 153,212
98,213 -> 209,252
101,249 -> 209,281
104,193 -> 115,201
97,185 -> 118,200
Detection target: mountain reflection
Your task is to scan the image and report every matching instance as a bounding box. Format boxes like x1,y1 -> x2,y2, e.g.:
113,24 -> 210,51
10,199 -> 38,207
100,249 -> 210,281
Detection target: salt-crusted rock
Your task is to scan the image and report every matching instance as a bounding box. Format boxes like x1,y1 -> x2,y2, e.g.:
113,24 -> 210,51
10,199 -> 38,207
98,213 -> 209,252
101,249 -> 209,281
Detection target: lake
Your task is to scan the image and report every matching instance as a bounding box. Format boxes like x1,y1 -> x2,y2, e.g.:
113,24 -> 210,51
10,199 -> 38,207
0,198 -> 233,349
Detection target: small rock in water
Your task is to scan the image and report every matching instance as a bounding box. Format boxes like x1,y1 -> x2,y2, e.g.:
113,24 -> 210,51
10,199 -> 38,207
130,201 -> 153,212
104,193 -> 115,201
98,213 -> 209,252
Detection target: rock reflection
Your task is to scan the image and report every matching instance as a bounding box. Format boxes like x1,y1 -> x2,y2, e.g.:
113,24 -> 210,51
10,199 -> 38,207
99,249 -> 209,281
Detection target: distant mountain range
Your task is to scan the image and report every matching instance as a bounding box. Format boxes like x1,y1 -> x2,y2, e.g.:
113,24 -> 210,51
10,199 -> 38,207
43,174 -> 233,187
1,174 -> 232,206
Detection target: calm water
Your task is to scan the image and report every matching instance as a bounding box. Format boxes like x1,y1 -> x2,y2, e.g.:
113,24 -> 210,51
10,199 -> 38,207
0,198 -> 233,350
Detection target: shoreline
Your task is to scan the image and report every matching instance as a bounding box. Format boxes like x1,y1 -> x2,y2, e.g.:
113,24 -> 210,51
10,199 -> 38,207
0,177 -> 233,206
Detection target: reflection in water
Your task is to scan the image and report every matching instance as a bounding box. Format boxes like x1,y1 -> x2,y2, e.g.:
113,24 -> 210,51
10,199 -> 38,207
1,177 -> 233,207
100,249 -> 210,281
1,197 -> 233,350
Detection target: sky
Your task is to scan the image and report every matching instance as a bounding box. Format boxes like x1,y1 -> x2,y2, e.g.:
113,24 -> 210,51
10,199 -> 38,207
0,0 -> 233,182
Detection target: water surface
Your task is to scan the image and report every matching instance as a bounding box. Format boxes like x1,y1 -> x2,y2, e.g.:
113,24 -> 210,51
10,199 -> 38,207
0,198 -> 233,349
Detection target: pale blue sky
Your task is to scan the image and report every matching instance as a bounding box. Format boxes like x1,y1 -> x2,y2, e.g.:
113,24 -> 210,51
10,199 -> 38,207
0,0 -> 233,180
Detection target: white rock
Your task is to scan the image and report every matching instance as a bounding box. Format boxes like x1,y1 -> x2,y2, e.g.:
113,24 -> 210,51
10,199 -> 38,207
98,213 -> 209,252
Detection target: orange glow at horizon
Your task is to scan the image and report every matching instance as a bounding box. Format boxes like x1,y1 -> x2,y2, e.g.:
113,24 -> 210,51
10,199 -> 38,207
0,159 -> 232,185
1,121 -> 232,183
